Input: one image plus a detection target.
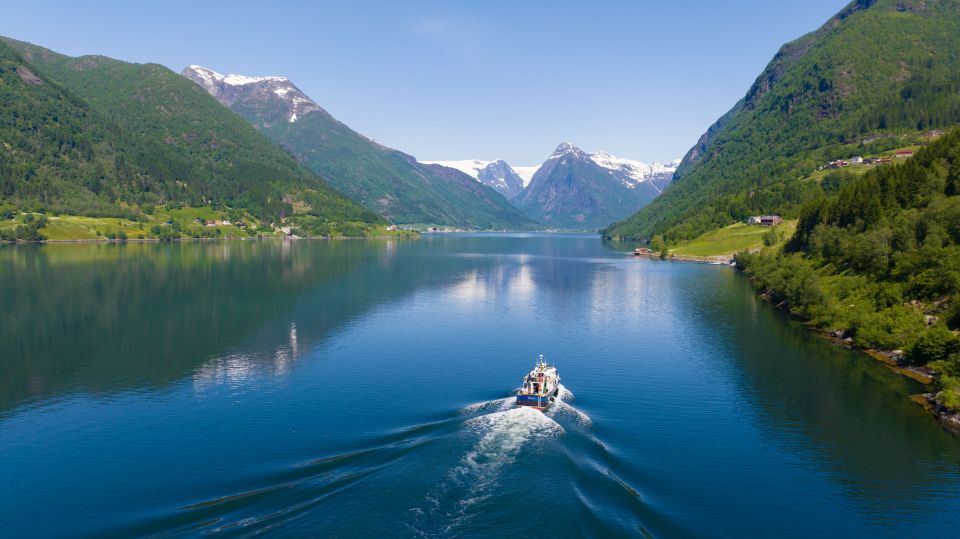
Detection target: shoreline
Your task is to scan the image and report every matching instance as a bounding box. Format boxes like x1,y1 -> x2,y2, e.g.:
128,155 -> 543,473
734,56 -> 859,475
0,234 -> 418,245
634,245 -> 960,433
753,287 -> 960,434
636,245 -> 960,434
630,250 -> 735,265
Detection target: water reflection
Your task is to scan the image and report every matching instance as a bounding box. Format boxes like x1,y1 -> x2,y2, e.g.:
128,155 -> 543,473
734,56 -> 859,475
0,241 -> 425,413
666,265 -> 960,528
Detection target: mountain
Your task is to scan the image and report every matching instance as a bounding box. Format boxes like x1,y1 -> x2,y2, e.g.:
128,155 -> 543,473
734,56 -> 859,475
606,0 -> 960,241
420,159 -> 526,199
1,37 -> 379,226
513,166 -> 541,188
0,40 -> 121,216
514,143 -> 678,230
737,127 -> 960,418
182,65 -> 536,229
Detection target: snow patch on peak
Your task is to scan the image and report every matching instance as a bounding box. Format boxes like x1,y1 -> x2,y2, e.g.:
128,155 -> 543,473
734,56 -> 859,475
183,65 -> 320,124
513,166 -> 541,187
419,159 -> 493,179
588,151 -> 680,188
222,73 -> 288,86
184,65 -> 287,86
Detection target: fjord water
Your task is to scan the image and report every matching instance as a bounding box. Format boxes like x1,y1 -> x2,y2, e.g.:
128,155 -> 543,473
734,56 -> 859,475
2,236 -> 960,538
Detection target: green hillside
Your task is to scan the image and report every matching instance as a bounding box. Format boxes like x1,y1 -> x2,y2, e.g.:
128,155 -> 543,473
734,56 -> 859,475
738,128 -> 960,410
515,145 -> 664,230
266,111 -> 535,228
1,37 -> 381,232
606,0 -> 960,242
184,66 -> 536,230
0,41 -> 123,216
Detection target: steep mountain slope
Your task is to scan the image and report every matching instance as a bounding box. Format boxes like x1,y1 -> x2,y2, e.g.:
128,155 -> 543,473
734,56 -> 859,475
0,40 -> 122,215
515,143 -> 677,229
420,159 -> 526,199
415,162 -> 535,229
738,127 -> 960,417
182,66 -> 535,229
607,0 -> 960,241
2,37 -> 378,225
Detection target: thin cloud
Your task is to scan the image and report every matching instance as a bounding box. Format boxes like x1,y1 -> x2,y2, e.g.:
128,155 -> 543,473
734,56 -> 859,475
409,16 -> 482,54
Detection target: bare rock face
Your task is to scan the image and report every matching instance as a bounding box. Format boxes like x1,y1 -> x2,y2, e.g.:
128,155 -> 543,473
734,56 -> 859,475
181,65 -> 322,125
514,143 -> 680,229
477,161 -> 525,200
16,65 -> 42,85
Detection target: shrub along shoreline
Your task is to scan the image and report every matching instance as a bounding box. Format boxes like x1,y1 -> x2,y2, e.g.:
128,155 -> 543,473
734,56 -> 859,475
735,128 -> 960,432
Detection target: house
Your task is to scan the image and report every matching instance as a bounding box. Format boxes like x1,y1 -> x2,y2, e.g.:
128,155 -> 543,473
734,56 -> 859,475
850,156 -> 863,164
760,215 -> 783,226
828,160 -> 849,168
895,150 -> 914,158
876,157 -> 893,164
747,216 -> 762,225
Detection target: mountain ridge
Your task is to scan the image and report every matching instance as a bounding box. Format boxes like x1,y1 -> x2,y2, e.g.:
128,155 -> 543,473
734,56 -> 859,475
606,0 -> 960,242
182,64 -> 536,229
0,37 -> 380,228
514,143 -> 678,230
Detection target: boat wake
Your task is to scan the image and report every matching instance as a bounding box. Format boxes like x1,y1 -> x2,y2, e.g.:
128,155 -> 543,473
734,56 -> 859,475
115,387 -> 602,538
457,396 -> 515,415
408,385 -> 597,536
410,405 -> 565,536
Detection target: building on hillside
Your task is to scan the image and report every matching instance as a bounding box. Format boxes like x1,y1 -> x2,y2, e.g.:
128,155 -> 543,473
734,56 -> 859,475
829,160 -> 849,168
760,215 -> 783,226
747,216 -> 762,225
850,156 -> 863,164
895,150 -> 914,158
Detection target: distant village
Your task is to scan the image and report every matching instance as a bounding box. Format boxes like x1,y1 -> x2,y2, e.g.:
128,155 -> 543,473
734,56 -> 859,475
818,149 -> 914,171
736,148 -> 919,229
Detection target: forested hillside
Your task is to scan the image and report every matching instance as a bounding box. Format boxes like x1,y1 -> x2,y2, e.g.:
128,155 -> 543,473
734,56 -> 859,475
738,128 -> 960,410
606,0 -> 960,242
182,65 -> 536,229
0,37 -> 380,230
0,41 -> 123,216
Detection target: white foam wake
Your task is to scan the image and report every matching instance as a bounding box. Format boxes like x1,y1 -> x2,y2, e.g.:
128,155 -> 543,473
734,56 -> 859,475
546,398 -> 593,427
458,396 -> 514,415
413,407 -> 564,535
458,407 -> 564,491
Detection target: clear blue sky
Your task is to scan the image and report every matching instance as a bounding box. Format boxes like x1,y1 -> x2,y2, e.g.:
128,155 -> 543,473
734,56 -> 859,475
2,0 -> 848,165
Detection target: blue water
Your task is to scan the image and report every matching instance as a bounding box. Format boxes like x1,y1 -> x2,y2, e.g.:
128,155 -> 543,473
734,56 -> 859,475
1,234 -> 959,537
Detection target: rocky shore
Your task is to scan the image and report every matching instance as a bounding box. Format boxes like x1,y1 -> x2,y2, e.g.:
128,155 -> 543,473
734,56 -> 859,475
757,290 -> 960,435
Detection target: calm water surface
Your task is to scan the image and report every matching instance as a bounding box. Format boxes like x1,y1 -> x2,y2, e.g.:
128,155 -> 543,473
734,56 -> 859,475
1,235 -> 959,538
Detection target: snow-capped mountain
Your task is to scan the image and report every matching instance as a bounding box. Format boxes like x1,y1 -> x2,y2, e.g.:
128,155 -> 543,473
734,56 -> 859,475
589,152 -> 680,191
512,166 -> 542,187
420,159 -> 526,199
514,143 -> 679,230
181,65 -> 535,229
182,65 -> 320,124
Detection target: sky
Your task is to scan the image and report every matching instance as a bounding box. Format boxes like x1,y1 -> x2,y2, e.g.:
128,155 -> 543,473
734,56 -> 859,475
1,0 -> 849,165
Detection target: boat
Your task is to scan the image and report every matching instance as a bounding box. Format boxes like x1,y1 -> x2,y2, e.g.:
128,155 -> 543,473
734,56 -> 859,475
516,355 -> 561,410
